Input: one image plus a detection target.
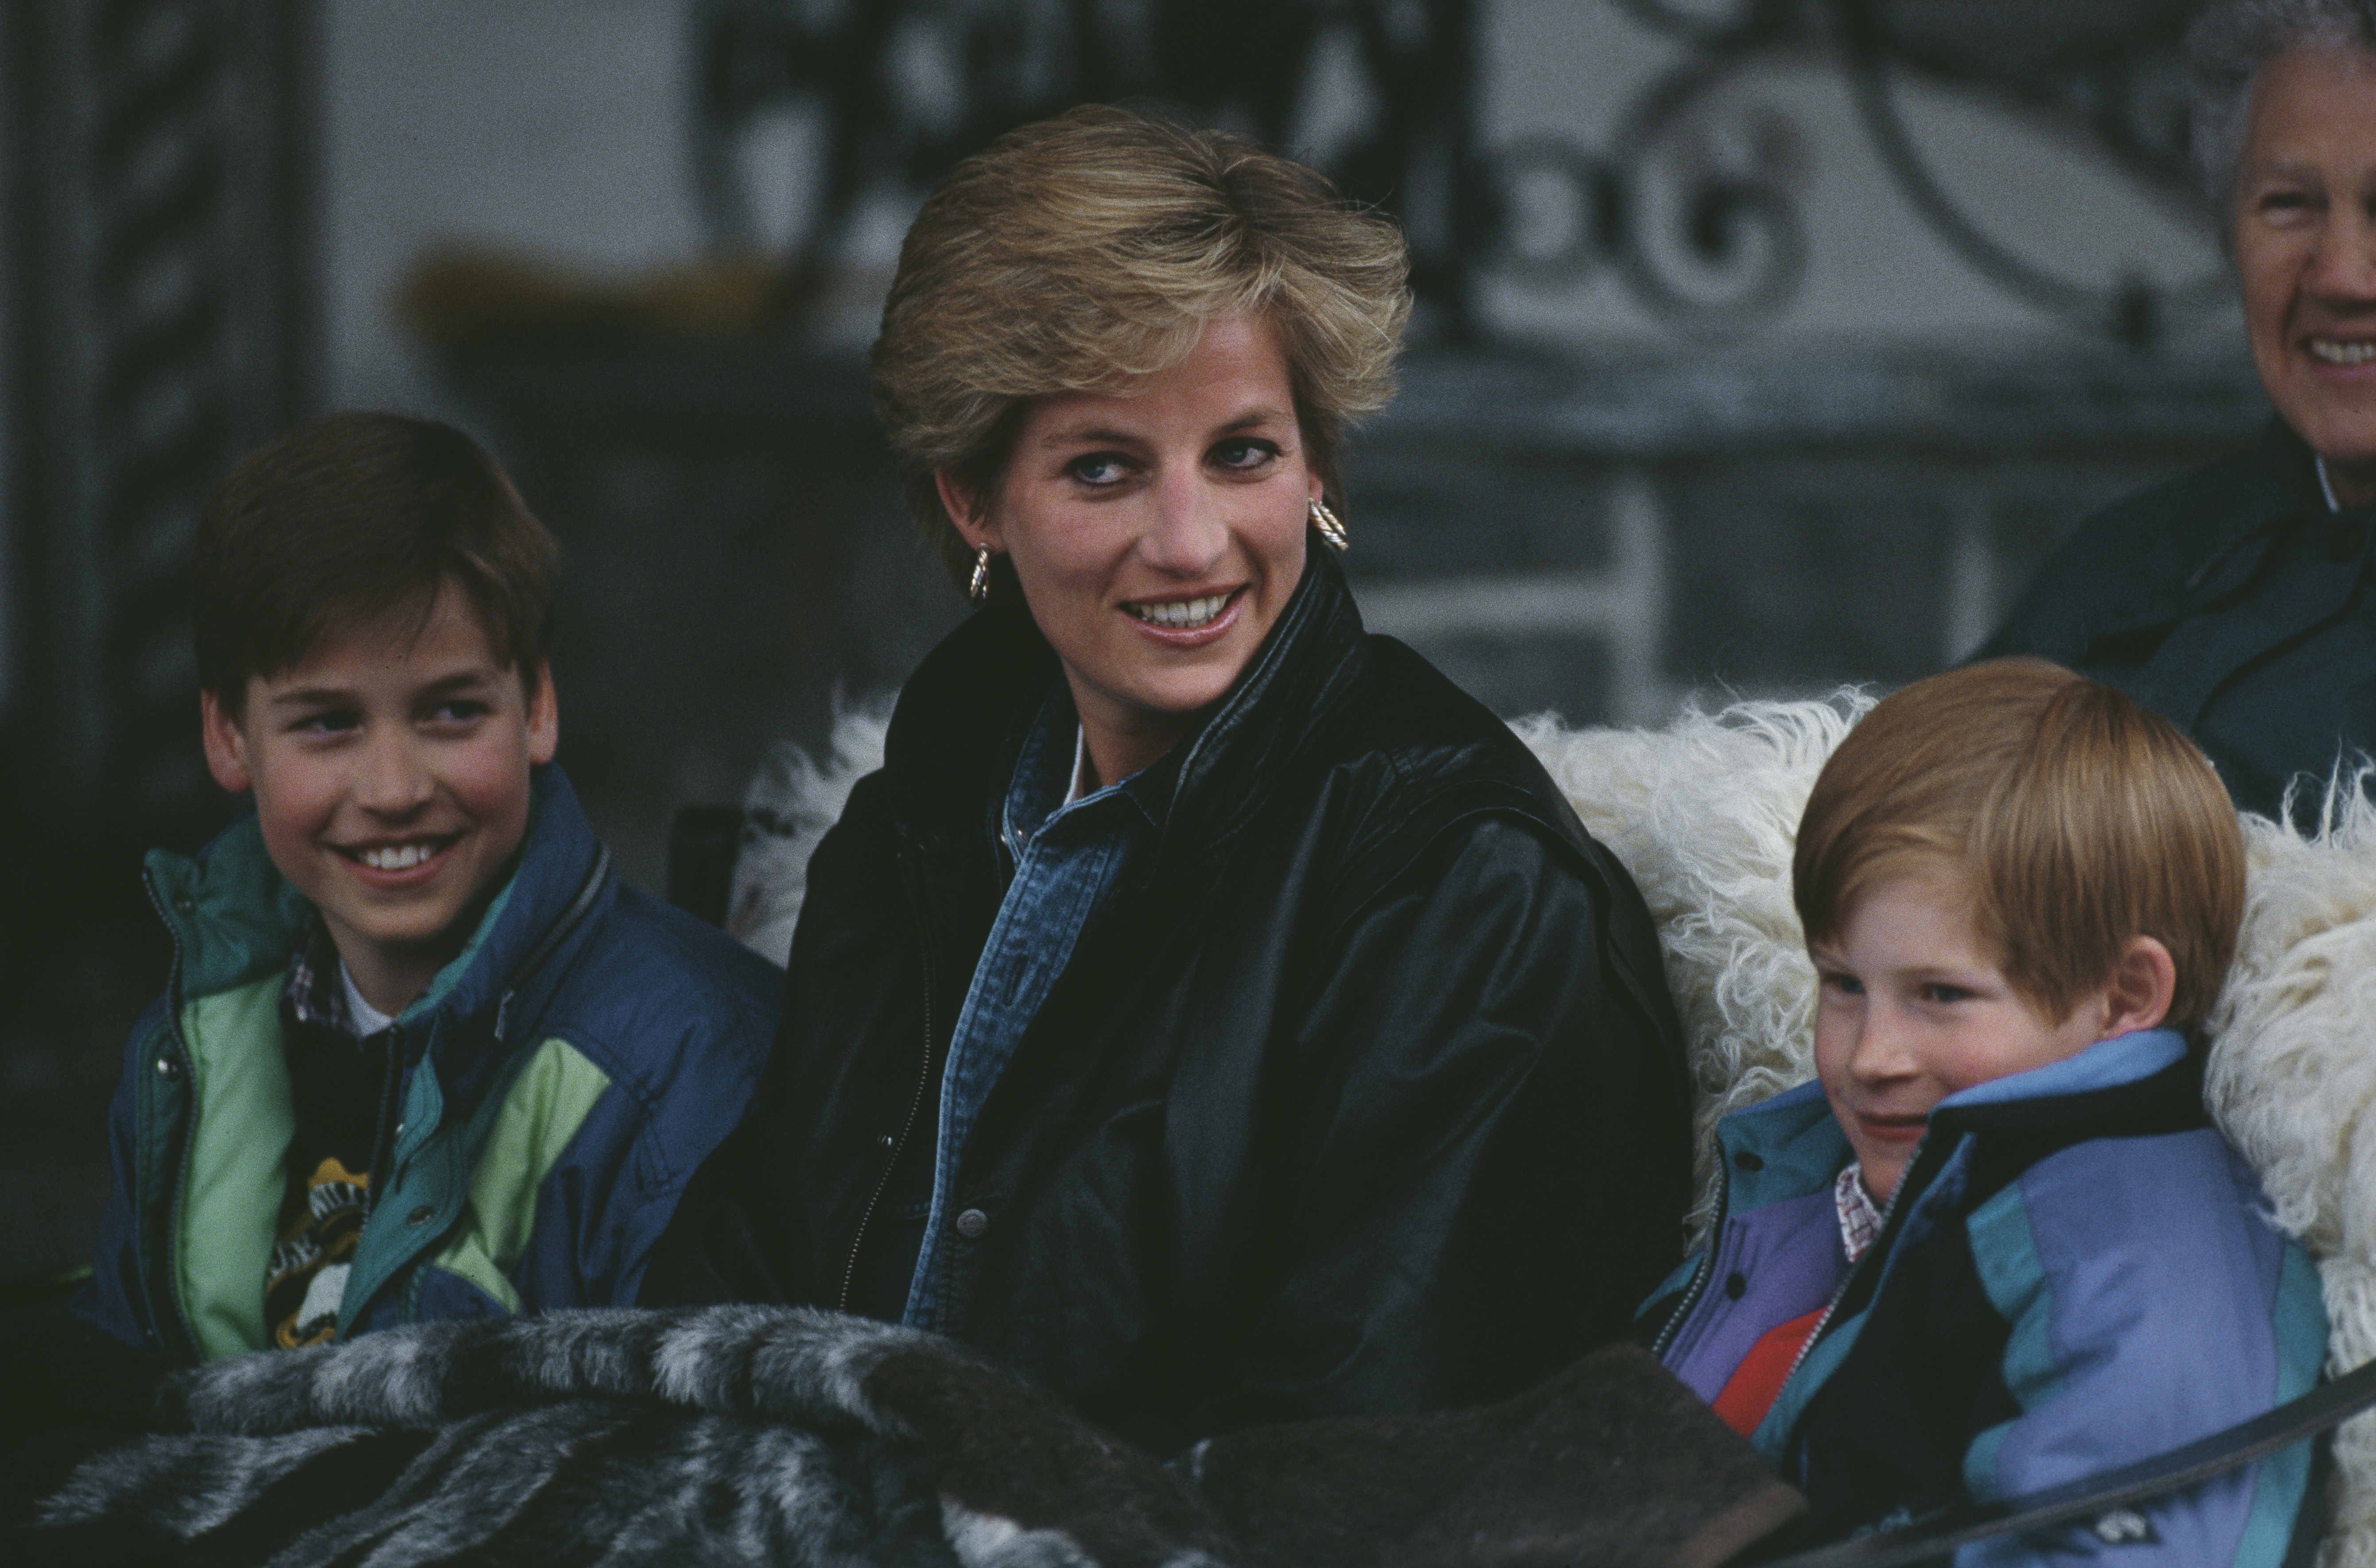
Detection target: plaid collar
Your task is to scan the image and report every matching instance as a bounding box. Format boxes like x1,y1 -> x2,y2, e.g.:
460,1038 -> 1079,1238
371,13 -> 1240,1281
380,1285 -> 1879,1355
1835,1162 -> 1884,1264
283,917 -> 361,1037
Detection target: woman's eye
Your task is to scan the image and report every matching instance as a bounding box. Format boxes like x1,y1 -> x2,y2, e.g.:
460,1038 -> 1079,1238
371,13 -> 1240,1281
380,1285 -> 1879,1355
1067,453 -> 1131,487
2257,187 -> 2316,218
1212,437 -> 1279,471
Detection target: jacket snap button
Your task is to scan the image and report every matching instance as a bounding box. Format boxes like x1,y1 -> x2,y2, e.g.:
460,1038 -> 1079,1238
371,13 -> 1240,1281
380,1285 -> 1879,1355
154,1056 -> 176,1077
174,896 -> 195,914
954,1208 -> 989,1240
1724,1272 -> 1748,1300
406,1205 -> 433,1225
876,1133 -> 894,1150
1734,1151 -> 1763,1172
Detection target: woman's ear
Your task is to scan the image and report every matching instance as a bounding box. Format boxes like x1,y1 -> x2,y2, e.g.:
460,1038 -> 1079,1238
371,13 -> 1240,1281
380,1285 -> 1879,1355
935,471 -> 1000,553
2098,934 -> 2177,1039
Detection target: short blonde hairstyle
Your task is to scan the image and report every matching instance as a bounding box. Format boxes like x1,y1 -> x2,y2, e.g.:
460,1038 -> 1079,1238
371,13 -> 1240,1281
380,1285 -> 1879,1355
1793,659 -> 2246,1038
870,104 -> 1412,586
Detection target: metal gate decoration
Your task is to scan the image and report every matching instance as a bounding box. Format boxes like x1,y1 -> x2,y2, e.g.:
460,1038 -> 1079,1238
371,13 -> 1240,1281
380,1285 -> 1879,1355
691,0 -> 2220,347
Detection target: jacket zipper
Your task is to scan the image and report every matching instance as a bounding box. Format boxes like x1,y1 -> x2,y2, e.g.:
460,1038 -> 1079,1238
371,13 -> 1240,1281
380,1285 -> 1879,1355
1651,1156 -> 1732,1361
836,847 -> 938,1314
1772,1135 -> 1935,1397
1654,1127 -> 1926,1397
348,845 -> 610,1330
139,866 -> 206,1364
360,1029 -> 405,1225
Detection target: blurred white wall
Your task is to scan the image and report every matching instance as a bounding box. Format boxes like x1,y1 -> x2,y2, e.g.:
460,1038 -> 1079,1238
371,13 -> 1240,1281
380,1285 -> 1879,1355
322,0 -> 707,417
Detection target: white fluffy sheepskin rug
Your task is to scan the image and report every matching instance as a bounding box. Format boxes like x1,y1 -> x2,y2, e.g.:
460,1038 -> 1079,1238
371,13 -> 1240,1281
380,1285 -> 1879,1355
738,694 -> 2376,1562
2204,784 -> 2376,1566
727,701 -> 892,962
1514,698 -> 1860,1241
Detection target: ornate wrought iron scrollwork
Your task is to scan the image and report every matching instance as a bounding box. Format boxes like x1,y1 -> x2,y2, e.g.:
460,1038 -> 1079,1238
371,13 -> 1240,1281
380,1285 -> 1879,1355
1480,0 -> 2225,344
695,0 -> 2231,348
689,0 -> 1486,329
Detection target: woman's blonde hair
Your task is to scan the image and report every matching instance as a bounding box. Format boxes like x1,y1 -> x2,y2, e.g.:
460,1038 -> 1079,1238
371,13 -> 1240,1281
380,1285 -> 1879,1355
870,104 -> 1412,586
1793,659 -> 2246,1038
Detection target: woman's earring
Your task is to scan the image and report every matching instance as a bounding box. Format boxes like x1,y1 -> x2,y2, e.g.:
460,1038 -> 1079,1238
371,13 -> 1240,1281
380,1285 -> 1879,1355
968,543 -> 993,604
1310,497 -> 1349,553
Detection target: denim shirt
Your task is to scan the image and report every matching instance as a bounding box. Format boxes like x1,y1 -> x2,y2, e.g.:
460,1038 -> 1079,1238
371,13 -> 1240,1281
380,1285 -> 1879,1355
901,686 -> 1164,1329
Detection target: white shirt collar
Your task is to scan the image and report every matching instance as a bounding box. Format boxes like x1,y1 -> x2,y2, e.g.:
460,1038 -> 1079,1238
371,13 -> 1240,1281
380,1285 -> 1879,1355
1065,725 -> 1092,804
338,960 -> 398,1038
2318,454 -> 2345,515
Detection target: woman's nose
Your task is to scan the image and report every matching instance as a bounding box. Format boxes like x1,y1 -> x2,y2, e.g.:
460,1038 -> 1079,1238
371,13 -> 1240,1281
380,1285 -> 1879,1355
2306,203 -> 2376,302
1138,471 -> 1229,574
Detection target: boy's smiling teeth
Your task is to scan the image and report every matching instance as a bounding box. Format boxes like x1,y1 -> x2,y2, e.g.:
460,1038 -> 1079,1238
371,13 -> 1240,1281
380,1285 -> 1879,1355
356,841 -> 443,870
2310,339 -> 2376,366
1128,592 -> 1231,629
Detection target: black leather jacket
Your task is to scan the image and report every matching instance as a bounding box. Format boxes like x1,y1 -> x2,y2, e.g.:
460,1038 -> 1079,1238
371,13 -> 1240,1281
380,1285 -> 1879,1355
646,544 -> 1693,1454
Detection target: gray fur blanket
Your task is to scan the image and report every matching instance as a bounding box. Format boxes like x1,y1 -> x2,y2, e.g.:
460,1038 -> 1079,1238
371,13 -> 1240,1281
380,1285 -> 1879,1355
4,1305 -> 1796,1568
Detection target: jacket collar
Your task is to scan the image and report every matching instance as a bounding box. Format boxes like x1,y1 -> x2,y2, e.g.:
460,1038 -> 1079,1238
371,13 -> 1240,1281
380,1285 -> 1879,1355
881,533 -> 1371,866
1716,1028 -> 2205,1211
151,763 -> 613,1041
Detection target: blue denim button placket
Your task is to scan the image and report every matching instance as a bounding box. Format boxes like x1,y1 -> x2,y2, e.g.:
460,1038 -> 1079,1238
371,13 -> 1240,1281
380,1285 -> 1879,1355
901,692 -> 1152,1329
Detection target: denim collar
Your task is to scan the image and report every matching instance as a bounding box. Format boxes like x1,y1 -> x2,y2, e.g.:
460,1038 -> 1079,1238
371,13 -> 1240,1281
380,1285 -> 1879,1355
1001,685 -> 1178,853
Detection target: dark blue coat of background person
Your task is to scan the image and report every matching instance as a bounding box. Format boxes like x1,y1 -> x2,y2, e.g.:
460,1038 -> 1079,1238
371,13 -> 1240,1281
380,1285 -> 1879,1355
1983,0 -> 2376,821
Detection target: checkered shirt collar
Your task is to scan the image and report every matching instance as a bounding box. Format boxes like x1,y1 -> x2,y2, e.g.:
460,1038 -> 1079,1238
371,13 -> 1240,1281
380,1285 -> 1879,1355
283,917 -> 358,1036
1835,1162 -> 1884,1264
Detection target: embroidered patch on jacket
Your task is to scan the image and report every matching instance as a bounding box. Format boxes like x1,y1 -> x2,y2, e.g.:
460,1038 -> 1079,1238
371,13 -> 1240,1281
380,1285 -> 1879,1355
266,1156 -> 369,1347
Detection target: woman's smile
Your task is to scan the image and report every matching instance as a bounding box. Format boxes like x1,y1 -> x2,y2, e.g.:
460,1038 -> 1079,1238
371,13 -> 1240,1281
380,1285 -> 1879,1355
1124,587 -> 1242,636
2310,337 -> 2376,367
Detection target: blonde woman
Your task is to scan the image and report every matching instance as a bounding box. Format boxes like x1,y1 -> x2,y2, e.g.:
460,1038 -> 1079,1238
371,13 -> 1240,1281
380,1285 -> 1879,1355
645,106 -> 1692,1455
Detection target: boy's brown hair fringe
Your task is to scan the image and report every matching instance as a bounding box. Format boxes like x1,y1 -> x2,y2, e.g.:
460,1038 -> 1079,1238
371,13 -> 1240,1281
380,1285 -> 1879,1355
191,413 -> 558,715
1792,659 -> 2246,1037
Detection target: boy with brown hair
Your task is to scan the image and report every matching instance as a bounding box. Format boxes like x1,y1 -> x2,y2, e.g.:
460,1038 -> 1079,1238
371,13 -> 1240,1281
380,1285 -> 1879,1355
76,413 -> 781,1362
1644,659 -> 2328,1564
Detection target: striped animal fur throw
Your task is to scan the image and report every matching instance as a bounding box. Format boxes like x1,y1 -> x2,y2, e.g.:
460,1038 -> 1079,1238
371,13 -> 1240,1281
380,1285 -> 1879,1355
8,1304 -> 1794,1567
735,693 -> 2376,1561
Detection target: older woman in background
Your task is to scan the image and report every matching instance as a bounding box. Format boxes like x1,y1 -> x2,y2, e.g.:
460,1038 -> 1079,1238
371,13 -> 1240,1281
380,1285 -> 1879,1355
644,106 -> 1693,1455
1983,0 -> 2376,819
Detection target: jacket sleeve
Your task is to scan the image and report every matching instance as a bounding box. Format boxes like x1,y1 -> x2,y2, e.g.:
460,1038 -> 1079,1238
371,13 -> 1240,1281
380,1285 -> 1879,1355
1952,1136 -> 2326,1568
1171,812 -> 1693,1443
72,994 -> 169,1352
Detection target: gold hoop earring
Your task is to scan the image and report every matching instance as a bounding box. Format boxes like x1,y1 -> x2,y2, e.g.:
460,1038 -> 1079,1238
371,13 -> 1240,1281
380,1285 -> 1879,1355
968,543 -> 992,604
1310,497 -> 1349,553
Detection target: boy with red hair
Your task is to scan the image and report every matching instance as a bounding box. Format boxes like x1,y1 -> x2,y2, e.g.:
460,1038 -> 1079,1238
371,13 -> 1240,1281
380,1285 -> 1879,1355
1646,659 -> 2327,1563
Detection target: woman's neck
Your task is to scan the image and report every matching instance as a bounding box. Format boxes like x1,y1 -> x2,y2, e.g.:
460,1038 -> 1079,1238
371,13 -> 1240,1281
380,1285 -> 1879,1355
1073,696 -> 1193,792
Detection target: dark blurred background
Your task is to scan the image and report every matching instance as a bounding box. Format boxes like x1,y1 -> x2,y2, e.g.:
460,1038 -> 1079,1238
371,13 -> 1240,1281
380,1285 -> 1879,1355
0,0 -> 2251,1283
